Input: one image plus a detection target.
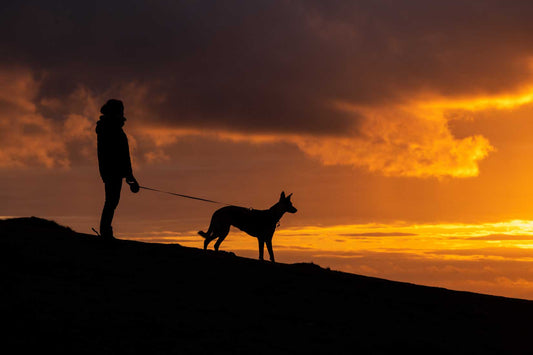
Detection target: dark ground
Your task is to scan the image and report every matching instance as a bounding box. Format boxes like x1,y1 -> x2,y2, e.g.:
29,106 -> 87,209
2,217 -> 533,354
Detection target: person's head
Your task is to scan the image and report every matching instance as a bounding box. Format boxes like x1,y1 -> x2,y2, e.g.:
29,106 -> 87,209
100,99 -> 125,121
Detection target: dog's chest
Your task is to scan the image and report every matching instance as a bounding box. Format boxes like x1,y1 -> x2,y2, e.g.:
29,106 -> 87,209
231,209 -> 276,236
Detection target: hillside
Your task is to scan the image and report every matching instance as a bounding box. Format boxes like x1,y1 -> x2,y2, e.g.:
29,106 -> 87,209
2,217 -> 532,354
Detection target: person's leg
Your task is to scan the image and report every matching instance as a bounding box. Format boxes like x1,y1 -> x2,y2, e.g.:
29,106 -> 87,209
100,178 -> 122,238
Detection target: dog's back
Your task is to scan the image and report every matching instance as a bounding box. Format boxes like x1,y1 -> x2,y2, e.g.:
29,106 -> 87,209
202,206 -> 276,238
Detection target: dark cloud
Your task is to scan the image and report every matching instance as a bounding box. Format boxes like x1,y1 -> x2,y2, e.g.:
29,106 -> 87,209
2,0 -> 533,135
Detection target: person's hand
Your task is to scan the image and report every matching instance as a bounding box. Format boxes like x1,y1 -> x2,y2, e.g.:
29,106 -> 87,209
126,175 -> 140,193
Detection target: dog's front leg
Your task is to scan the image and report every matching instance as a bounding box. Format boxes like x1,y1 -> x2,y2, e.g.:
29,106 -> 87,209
266,239 -> 275,263
258,239 -> 264,260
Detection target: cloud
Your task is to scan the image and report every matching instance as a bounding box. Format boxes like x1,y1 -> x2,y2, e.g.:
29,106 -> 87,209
2,1 -> 533,175
0,68 -> 67,167
0,67 -> 95,168
470,234 -> 533,241
339,232 -> 418,238
290,103 -> 494,177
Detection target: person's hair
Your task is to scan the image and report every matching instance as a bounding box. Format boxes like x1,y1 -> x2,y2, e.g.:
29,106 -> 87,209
100,99 -> 124,116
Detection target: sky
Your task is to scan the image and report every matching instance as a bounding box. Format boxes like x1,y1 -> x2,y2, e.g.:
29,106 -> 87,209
3,0 -> 533,299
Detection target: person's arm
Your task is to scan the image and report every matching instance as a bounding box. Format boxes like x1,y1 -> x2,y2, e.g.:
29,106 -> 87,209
123,134 -> 139,193
123,134 -> 133,179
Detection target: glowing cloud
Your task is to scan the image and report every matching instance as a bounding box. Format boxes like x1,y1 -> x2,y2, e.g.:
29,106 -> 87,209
291,102 -> 495,178
0,68 -> 95,168
0,69 -> 67,168
138,101 -> 496,178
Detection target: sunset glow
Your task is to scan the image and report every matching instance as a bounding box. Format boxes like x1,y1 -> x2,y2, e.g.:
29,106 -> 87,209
106,220 -> 531,299
420,87 -> 533,111
4,1 -> 533,300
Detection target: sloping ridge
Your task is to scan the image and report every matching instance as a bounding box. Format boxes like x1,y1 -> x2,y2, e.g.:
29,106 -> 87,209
2,217 -> 532,354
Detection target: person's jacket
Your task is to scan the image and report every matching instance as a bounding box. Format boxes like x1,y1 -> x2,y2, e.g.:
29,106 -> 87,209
96,116 -> 132,182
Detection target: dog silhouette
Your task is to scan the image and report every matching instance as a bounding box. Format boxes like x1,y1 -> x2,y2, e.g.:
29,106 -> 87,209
199,192 -> 297,262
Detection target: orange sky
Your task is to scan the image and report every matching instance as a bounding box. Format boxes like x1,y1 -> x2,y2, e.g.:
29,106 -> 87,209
3,1 -> 533,299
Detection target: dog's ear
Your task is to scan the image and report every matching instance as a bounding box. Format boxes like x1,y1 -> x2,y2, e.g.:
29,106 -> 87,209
287,193 -> 293,200
280,191 -> 286,200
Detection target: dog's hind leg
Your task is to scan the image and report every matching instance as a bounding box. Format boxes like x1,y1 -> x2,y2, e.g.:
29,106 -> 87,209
199,224 -> 215,250
213,226 -> 230,251
203,236 -> 215,250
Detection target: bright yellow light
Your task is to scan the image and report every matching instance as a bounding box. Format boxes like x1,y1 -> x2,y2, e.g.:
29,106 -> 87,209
419,88 -> 533,111
133,220 -> 533,255
124,220 -> 533,299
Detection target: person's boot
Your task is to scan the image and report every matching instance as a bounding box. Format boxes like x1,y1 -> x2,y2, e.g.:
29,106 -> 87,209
100,227 -> 115,240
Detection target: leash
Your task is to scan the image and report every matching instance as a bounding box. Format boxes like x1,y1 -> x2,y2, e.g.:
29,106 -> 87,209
91,186 -> 238,237
139,185 -> 233,205
91,186 -> 274,236
139,185 -> 278,227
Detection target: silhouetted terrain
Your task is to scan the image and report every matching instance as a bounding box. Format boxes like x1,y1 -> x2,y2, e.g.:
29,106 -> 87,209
2,217 -> 532,354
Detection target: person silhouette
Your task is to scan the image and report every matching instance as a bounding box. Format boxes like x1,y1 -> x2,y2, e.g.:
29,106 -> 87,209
96,99 -> 140,240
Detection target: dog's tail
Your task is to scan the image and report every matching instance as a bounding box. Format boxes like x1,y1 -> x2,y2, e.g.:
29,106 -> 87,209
198,222 -> 213,239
